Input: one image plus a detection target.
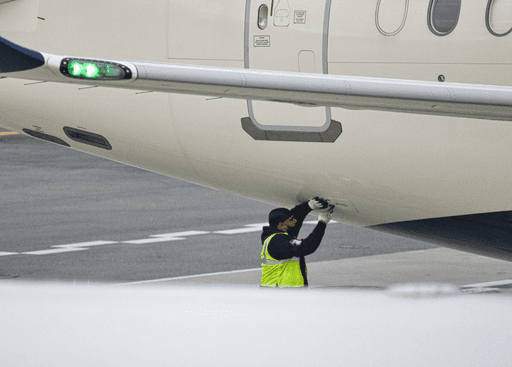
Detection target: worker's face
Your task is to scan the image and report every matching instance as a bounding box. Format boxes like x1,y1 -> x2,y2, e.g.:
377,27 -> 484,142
278,216 -> 297,231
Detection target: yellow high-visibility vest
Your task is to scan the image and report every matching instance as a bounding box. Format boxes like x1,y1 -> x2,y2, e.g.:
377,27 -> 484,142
260,233 -> 304,287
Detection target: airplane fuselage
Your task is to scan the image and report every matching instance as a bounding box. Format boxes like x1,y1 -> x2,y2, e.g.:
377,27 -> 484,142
2,0 -> 512,259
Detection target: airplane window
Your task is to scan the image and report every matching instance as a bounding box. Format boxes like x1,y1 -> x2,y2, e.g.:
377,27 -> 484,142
428,0 -> 461,36
486,0 -> 512,36
375,0 -> 409,36
258,4 -> 268,30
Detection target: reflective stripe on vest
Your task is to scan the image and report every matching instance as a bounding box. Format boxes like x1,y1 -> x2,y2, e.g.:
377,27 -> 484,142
262,258 -> 300,265
260,233 -> 304,288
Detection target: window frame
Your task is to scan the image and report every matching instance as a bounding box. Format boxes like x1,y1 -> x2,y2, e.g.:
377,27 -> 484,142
486,0 -> 512,37
375,0 -> 409,36
427,0 -> 461,37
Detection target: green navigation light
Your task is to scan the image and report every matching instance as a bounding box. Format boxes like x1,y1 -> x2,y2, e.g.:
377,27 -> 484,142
61,58 -> 132,80
69,61 -> 83,77
86,64 -> 101,78
68,61 -> 110,79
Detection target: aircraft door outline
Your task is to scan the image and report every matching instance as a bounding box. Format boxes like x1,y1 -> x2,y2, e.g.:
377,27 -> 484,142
242,0 -> 342,143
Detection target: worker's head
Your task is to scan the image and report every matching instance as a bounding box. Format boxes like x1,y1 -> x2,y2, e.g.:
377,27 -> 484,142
269,208 -> 297,232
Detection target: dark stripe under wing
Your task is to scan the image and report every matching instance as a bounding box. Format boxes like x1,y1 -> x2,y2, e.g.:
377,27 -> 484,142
0,36 -> 44,73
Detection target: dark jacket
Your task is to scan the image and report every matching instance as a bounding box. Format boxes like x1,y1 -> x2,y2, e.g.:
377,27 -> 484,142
261,202 -> 326,286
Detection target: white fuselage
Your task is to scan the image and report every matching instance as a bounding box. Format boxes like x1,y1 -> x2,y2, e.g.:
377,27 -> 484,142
0,0 -> 511,230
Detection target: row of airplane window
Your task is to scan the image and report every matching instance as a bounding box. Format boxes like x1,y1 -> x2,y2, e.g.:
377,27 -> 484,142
376,0 -> 512,37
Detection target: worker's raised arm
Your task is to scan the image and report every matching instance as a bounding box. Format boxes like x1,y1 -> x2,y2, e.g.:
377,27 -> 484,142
291,204 -> 335,257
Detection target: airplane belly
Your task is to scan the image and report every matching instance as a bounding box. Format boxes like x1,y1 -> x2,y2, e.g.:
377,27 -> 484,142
0,80 -> 206,186
168,92 -> 512,228
3,76 -> 511,234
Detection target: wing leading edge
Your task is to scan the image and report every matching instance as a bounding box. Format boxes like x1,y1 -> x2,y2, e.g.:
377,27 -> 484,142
2,36 -> 512,122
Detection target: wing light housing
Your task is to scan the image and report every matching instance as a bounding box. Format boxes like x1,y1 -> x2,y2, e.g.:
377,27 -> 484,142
60,58 -> 132,80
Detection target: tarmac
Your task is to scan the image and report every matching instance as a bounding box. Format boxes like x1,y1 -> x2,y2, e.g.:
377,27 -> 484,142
123,247 -> 512,294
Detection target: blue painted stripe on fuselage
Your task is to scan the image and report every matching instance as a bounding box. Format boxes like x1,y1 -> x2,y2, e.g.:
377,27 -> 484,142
0,36 -> 44,73
371,211 -> 512,262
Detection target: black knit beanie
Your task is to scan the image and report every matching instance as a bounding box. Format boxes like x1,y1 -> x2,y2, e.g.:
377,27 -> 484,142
268,208 -> 292,227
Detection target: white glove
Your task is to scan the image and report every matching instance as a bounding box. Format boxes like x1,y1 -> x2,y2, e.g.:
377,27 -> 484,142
318,205 -> 335,224
308,197 -> 329,210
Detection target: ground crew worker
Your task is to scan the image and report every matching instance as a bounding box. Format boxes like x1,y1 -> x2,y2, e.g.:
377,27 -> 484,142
260,197 -> 335,288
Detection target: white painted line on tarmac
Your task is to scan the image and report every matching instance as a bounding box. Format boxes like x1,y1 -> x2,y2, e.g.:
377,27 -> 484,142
117,268 -> 261,286
214,223 -> 267,235
22,241 -> 118,255
23,248 -> 88,255
122,231 -> 210,245
119,275 -> 512,288
0,252 -> 19,256
5,221 -> 340,257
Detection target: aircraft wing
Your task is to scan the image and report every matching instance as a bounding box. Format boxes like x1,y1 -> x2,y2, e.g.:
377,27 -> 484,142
2,36 -> 512,122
